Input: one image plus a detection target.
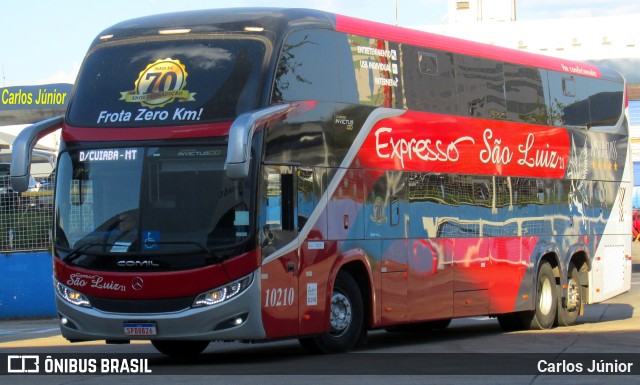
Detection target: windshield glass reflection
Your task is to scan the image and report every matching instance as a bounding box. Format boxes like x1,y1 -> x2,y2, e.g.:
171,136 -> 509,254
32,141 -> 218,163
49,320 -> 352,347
55,146 -> 252,258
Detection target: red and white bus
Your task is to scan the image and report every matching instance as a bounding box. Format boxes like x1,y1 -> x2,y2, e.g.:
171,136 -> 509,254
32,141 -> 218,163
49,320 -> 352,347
11,8 -> 632,356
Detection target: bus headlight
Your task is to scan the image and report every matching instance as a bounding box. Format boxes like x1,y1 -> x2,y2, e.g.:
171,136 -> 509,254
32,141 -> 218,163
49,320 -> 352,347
193,274 -> 253,307
56,281 -> 91,308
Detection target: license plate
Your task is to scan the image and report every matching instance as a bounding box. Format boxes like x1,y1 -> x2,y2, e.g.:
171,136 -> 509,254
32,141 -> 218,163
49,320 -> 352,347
123,322 -> 157,336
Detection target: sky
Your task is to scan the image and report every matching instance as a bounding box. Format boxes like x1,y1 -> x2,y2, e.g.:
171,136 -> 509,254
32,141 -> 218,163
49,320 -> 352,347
2,0 -> 640,87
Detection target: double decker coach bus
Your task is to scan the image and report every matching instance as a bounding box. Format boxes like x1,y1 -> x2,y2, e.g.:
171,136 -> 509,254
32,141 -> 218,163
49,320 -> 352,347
11,8 -> 632,356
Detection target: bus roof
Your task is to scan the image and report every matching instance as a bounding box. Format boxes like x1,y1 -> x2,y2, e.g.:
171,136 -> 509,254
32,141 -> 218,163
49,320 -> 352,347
93,8 -> 334,44
93,8 -> 622,82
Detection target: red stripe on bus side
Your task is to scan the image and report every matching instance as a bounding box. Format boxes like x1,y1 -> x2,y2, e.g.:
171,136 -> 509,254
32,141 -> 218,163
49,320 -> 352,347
335,14 -> 601,79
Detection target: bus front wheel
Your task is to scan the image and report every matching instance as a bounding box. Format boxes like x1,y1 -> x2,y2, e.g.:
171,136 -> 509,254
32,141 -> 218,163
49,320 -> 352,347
151,340 -> 209,357
299,271 -> 365,353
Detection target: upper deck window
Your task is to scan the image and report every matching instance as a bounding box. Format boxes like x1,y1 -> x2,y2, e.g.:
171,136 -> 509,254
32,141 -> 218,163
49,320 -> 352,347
272,29 -> 358,104
68,37 -> 267,128
454,54 -> 506,120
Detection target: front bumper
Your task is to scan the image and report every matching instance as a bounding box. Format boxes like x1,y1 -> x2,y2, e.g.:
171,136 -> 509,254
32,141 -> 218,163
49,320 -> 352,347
55,273 -> 265,342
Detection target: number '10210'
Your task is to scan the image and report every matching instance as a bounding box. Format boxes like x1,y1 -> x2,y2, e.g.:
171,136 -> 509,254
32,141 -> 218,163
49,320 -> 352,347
265,287 -> 295,307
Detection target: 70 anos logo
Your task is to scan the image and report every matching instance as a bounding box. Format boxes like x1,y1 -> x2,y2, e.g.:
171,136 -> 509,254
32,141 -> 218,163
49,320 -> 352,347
119,58 -> 195,109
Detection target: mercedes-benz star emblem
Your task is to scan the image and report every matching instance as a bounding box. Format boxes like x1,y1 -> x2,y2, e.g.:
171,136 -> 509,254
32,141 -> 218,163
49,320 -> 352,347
132,277 -> 144,291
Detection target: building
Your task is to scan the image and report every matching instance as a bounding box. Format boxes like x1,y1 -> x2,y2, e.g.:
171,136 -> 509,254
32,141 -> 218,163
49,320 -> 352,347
418,0 -> 640,206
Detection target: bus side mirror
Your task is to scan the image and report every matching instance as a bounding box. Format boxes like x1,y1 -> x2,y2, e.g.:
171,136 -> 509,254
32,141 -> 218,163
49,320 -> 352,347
225,104 -> 293,180
11,116 -> 63,192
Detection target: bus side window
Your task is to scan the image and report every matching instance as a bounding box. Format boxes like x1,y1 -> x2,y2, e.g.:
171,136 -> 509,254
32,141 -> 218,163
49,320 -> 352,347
586,77 -> 624,132
297,168 -> 318,231
272,29 -> 341,103
548,71 -> 590,128
261,166 -> 296,257
346,34 -> 403,108
403,46 -> 457,115
504,64 -> 550,125
454,54 -> 506,120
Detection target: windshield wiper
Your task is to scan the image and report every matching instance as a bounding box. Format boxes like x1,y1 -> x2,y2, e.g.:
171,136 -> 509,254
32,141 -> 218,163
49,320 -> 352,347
58,240 -> 107,263
59,240 -> 225,264
150,241 -> 225,263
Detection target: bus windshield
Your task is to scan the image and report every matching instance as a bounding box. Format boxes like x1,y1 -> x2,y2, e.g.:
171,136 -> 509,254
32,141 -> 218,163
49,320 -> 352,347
67,37 -> 267,128
54,145 -> 253,261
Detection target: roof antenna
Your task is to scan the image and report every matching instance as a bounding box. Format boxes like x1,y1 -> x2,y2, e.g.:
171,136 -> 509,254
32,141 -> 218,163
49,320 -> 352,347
395,0 -> 398,25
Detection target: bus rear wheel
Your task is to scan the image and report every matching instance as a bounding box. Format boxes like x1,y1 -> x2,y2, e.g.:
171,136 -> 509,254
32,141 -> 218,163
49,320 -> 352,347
557,263 -> 583,326
498,262 -> 558,332
299,271 -> 365,353
520,261 -> 557,330
151,340 -> 209,357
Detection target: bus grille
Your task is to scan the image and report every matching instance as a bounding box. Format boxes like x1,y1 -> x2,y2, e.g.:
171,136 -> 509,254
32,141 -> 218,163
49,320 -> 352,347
87,296 -> 195,313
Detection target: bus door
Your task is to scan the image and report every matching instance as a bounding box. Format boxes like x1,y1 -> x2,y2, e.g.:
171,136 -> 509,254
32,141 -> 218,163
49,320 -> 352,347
296,167 -> 331,335
259,165 -> 299,338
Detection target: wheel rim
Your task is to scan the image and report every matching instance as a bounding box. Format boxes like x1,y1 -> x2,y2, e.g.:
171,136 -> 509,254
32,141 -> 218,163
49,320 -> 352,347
329,292 -> 352,337
566,278 -> 580,312
539,277 -> 553,315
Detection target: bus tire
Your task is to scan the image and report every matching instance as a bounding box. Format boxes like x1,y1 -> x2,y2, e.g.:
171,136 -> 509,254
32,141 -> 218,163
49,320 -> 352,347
557,263 -> 583,326
520,261 -> 557,330
298,271 -> 364,353
151,340 -> 209,357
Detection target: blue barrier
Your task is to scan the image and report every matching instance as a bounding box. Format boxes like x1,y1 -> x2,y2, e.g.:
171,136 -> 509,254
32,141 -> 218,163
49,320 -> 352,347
0,252 -> 56,319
